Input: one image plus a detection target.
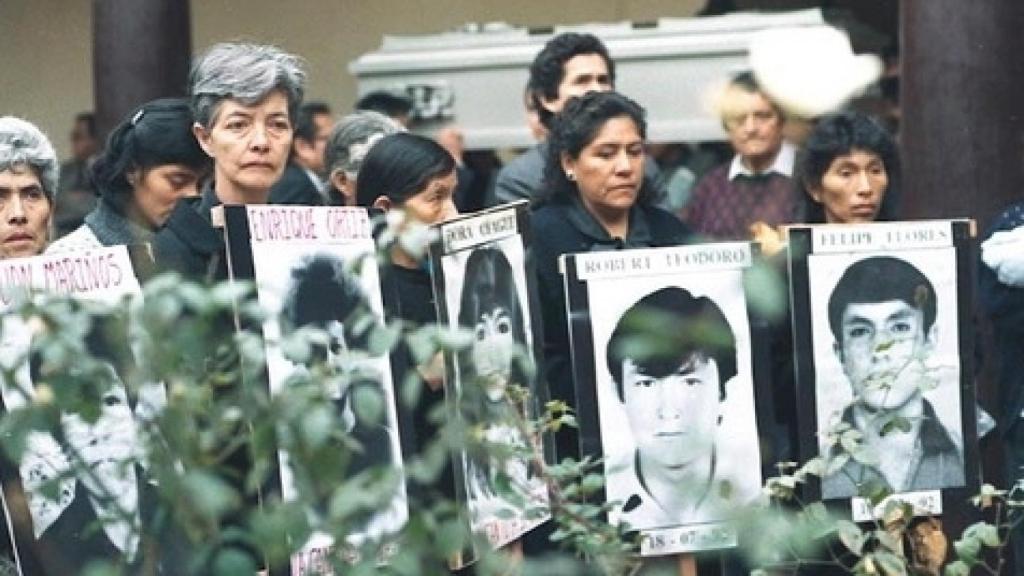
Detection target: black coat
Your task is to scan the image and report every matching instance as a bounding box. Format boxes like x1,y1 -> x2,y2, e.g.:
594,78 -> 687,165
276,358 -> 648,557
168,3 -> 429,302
268,163 -> 324,206
151,184 -> 225,281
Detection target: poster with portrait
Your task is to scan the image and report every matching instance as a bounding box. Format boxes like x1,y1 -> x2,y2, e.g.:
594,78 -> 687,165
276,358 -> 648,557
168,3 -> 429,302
428,201 -> 551,556
788,220 -> 979,521
562,242 -> 764,557
220,205 -> 408,573
0,246 -> 175,575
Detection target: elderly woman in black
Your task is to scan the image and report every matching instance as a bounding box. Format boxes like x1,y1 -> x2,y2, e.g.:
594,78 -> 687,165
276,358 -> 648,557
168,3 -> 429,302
154,41 -> 307,278
532,91 -> 690,461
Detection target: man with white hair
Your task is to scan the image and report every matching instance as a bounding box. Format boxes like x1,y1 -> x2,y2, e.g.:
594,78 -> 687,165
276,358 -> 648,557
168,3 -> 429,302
0,117 -> 57,258
683,72 -> 797,241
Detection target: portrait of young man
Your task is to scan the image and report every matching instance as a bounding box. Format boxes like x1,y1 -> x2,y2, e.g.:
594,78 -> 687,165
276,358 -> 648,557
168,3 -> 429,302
818,255 -> 965,499
604,286 -> 739,530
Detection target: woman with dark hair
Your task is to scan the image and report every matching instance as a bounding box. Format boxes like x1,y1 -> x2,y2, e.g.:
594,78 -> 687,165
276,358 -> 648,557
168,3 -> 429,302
456,247 -> 535,519
354,132 -> 458,507
765,111 -> 903,478
532,91 -> 690,460
356,132 -> 457,249
797,111 -> 900,224
48,98 -> 209,252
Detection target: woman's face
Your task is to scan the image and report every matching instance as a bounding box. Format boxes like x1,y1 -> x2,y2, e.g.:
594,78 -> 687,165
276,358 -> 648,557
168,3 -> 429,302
130,164 -> 202,228
810,148 -> 889,224
401,169 -> 458,226
194,90 -> 293,202
562,115 -> 644,220
470,305 -> 515,402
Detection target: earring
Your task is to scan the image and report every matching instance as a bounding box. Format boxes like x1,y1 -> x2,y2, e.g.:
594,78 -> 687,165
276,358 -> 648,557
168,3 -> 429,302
566,171 -> 575,181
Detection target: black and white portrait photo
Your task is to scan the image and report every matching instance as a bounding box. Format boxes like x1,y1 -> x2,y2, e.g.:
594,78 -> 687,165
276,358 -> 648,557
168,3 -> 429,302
809,251 -> 966,500
241,206 -> 408,560
0,247 -> 180,575
605,286 -> 739,529
278,254 -> 398,506
566,243 -> 762,555
438,233 -> 549,548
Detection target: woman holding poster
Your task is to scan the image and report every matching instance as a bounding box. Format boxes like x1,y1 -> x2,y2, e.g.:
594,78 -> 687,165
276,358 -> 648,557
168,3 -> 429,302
531,91 -> 690,461
770,111 -> 905,465
153,42 -> 306,279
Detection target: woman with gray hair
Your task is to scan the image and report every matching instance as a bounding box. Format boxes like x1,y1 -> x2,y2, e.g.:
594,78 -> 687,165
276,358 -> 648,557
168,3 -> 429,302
0,116 -> 58,258
154,41 -> 307,277
190,41 -> 306,205
323,110 -> 402,206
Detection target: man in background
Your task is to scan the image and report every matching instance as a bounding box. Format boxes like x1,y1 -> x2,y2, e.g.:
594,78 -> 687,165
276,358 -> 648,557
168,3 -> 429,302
492,32 -> 665,207
269,101 -> 333,206
683,72 -> 798,240
355,91 -> 413,128
55,112 -> 99,237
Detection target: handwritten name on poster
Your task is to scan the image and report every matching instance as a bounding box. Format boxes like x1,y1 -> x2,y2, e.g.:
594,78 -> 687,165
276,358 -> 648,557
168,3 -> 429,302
0,247 -> 138,307
247,206 -> 373,244
440,208 -> 518,254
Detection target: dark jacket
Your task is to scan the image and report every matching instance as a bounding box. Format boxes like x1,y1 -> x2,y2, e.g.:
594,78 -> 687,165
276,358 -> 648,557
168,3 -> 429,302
531,199 -> 690,460
268,162 -> 324,206
820,400 -> 965,499
151,184 -> 225,281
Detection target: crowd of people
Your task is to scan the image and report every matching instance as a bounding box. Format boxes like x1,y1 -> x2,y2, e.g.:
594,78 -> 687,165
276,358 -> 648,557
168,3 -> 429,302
0,27 -> 1022,573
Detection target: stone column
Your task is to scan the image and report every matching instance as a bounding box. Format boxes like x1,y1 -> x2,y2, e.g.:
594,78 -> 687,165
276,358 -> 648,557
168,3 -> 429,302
901,1 -> 1024,230
92,0 -> 191,139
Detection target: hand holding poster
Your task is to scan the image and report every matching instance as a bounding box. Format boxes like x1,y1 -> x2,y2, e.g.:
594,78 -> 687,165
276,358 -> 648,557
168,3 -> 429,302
788,220 -> 979,521
562,242 -> 763,556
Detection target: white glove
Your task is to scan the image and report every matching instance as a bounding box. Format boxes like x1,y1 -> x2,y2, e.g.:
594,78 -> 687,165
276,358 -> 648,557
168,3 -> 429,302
981,226 -> 1024,287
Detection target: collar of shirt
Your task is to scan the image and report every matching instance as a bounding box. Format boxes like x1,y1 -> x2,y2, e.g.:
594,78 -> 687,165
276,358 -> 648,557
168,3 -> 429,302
565,196 -> 654,251
727,141 -> 796,181
303,166 -> 328,195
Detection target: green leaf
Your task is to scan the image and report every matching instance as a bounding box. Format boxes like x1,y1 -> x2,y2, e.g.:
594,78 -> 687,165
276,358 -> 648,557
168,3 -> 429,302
944,560 -> 970,576
801,456 -> 826,477
954,535 -> 981,564
879,415 -> 912,437
299,404 -> 335,449
836,520 -> 866,556
182,470 -> 241,520
874,529 -> 902,553
872,550 -> 907,575
579,473 -> 604,493
976,523 -> 1001,547
211,547 -> 258,576
351,383 -> 385,426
